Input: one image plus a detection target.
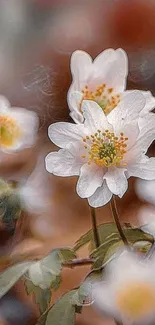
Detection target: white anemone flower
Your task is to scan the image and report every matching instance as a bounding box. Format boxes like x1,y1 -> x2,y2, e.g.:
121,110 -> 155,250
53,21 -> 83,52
93,250 -> 155,324
0,95 -> 39,152
46,93 -> 155,208
67,49 -> 155,123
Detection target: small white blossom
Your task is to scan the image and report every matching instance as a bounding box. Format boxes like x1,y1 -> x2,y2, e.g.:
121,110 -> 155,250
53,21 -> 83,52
0,95 -> 39,152
68,49 -> 155,123
46,95 -> 155,208
93,250 -> 155,324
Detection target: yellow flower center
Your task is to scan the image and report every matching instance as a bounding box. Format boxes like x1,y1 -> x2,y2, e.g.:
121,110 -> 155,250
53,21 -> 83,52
82,130 -> 128,167
0,116 -> 21,148
81,84 -> 120,114
117,281 -> 155,319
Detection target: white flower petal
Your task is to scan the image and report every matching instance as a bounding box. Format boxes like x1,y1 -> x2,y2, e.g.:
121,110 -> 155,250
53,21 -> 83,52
134,114 -> 155,154
45,149 -> 82,176
8,107 -> 39,150
103,48 -> 128,92
48,122 -> 85,148
104,167 -> 128,197
140,91 -> 155,116
135,179 -> 155,205
127,156 -> 155,180
93,283 -> 119,319
120,121 -> 139,150
82,100 -> 112,134
93,48 -> 115,69
76,163 -> 105,198
107,91 -> 145,132
88,181 -> 112,207
92,49 -> 128,92
91,49 -> 116,85
114,48 -> 128,91
68,91 -> 84,123
70,111 -> 84,124
70,50 -> 92,89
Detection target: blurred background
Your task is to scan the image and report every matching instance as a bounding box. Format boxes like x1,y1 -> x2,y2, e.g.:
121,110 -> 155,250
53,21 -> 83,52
0,0 -> 155,324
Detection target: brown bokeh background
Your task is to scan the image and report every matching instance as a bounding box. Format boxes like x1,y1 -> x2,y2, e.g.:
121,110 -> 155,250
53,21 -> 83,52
0,0 -> 155,324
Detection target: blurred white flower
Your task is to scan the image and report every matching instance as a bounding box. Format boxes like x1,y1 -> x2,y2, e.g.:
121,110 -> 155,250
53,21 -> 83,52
0,95 -> 38,152
138,205 -> 155,237
93,250 -> 155,324
135,179 -> 155,205
46,96 -> 155,208
67,49 -> 155,123
17,157 -> 51,215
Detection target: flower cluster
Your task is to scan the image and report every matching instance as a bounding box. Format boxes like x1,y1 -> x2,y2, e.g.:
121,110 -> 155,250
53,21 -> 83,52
46,48 -> 155,208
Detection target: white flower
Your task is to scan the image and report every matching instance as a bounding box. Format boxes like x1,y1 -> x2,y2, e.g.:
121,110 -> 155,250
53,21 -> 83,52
93,250 -> 155,324
46,93 -> 155,208
135,179 -> 155,205
0,95 -> 39,152
68,48 -> 128,123
17,157 -> 51,215
68,49 -> 155,123
138,205 -> 155,237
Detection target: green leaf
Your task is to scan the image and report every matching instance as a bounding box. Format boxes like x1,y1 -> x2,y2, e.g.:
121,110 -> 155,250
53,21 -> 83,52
28,261 -> 54,289
46,290 -> 77,325
50,275 -> 61,290
37,313 -> 48,325
42,250 -> 62,275
90,235 -> 120,259
25,279 -> 51,314
74,223 -> 118,251
74,230 -> 93,251
74,223 -> 153,252
58,248 -> 76,262
0,262 -> 32,299
104,241 -> 124,264
123,228 -> 153,244
28,249 -> 74,290
91,238 -> 122,269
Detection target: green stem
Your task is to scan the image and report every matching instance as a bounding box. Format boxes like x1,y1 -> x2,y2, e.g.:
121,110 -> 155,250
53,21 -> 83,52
90,207 -> 100,248
110,196 -> 129,246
